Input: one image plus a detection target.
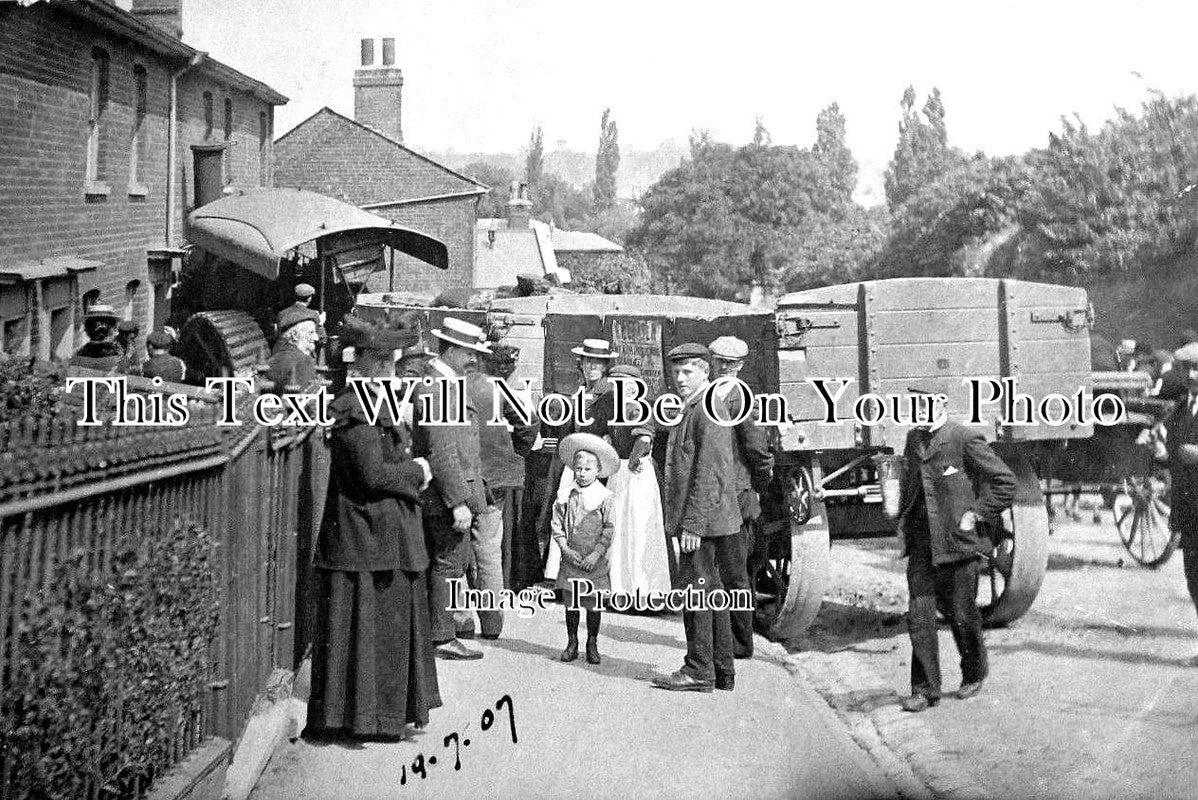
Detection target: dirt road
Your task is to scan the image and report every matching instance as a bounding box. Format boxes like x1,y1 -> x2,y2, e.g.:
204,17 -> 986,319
809,499 -> 1198,800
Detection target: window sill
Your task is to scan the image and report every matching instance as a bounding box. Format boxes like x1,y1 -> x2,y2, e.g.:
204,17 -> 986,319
84,181 -> 111,199
128,183 -> 149,199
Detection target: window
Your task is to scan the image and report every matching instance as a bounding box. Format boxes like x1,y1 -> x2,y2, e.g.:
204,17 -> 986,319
258,111 -> 269,186
203,91 -> 214,140
129,65 -> 148,195
49,306 -> 72,361
124,279 -> 140,322
2,317 -> 28,357
223,97 -> 234,185
86,46 -> 110,195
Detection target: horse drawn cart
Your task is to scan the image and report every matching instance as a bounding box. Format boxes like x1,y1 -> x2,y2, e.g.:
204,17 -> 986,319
1033,370 -> 1176,567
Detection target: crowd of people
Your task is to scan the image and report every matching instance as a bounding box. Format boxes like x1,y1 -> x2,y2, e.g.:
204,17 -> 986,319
302,307 -> 784,740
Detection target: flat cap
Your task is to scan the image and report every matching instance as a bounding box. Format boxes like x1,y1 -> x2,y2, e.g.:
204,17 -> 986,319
1174,342 -> 1198,364
277,305 -> 321,334
708,336 -> 748,360
146,331 -> 173,349
666,342 -> 709,362
294,283 -> 316,299
609,363 -> 643,380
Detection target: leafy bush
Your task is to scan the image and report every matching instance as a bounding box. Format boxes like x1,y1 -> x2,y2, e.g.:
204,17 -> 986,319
0,357 -> 65,423
1,522 -> 220,799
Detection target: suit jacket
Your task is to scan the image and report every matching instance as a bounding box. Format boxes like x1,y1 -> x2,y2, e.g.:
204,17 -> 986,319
266,343 -> 317,391
411,359 -> 488,517
468,372 -> 537,490
719,384 -> 775,521
897,419 -> 1016,565
1166,395 -> 1198,544
315,388 -> 427,572
663,388 -> 741,539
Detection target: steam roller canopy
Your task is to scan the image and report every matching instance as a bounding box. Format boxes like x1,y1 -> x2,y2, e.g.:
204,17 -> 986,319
177,310 -> 270,381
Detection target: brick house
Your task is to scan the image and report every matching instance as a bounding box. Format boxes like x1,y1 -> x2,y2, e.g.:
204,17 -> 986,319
0,0 -> 286,360
273,38 -> 487,296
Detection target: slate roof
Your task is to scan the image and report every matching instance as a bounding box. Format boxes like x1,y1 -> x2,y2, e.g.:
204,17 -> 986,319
544,228 -> 623,253
273,107 -> 487,207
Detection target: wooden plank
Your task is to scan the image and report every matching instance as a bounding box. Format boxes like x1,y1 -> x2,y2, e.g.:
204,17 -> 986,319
779,345 -> 862,384
874,342 -> 1001,379
870,308 -> 1000,344
1010,339 -> 1092,376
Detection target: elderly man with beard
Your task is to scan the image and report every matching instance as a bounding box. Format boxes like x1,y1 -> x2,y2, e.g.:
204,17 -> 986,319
267,318 -> 319,392
652,343 -> 742,693
708,336 -> 774,659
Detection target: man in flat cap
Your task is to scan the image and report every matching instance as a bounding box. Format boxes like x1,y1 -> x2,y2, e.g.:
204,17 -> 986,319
141,330 -> 189,384
708,335 -> 774,659
653,342 -> 742,693
276,283 -> 327,352
1165,345 -> 1198,664
411,317 -> 492,661
895,388 -> 1016,712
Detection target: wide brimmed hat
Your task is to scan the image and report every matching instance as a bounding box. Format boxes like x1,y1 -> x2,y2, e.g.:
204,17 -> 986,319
571,338 -> 618,359
558,432 -> 620,478
84,304 -> 119,323
339,315 -> 420,358
431,317 -> 491,353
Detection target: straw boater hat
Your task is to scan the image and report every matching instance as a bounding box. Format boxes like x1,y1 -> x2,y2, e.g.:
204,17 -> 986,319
558,432 -> 620,479
431,317 -> 492,353
84,304 -> 119,323
571,338 -> 618,359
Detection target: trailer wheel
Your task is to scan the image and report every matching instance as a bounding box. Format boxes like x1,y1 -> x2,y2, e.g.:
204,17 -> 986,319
177,310 -> 270,381
980,452 -> 1049,627
755,463 -> 830,642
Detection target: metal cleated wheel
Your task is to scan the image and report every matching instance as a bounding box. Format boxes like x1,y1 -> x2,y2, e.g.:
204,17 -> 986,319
754,461 -> 830,641
177,310 -> 270,381
978,451 -> 1049,627
1113,470 -> 1176,568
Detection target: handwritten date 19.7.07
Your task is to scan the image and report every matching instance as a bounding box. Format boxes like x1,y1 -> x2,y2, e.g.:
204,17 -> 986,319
401,694 -> 517,784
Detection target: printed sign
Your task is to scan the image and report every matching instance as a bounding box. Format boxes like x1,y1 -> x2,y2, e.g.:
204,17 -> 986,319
609,318 -> 665,397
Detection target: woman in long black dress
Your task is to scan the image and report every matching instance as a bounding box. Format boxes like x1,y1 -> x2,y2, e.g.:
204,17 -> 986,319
305,318 -> 440,739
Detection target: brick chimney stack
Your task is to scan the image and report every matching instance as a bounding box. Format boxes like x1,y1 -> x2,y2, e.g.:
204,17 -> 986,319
130,0 -> 183,38
354,37 -> 403,144
506,181 -> 532,229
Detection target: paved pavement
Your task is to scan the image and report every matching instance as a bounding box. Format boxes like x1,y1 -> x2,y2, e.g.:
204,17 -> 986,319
806,501 -> 1198,800
249,603 -> 899,800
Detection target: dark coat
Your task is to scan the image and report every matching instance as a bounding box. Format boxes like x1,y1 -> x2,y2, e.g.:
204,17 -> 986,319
662,389 -> 741,539
315,388 -> 428,572
411,360 -> 487,517
1166,395 -> 1198,548
897,420 -> 1017,565
73,341 -> 122,372
468,372 -> 537,490
266,342 -> 317,390
141,353 -> 187,383
722,386 -> 775,521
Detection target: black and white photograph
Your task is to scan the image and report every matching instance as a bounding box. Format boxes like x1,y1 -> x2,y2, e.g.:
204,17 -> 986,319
2,1 -> 1198,798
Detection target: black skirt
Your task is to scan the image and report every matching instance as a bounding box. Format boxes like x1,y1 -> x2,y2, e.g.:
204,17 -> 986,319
307,568 -> 441,736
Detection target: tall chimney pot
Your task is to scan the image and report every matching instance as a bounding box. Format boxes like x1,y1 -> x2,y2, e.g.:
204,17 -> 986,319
353,36 -> 403,143
382,38 -> 395,66
360,38 -> 374,67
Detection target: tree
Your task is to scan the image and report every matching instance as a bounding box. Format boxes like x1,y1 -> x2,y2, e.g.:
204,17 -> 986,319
883,86 -> 964,209
812,103 -> 858,212
460,161 -> 515,218
593,108 -> 620,211
525,125 -> 544,196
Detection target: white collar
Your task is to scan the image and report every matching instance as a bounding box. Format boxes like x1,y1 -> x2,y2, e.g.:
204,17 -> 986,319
569,479 -> 610,511
429,356 -> 457,379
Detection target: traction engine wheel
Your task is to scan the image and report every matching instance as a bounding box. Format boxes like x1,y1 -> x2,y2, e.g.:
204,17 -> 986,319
177,310 -> 270,381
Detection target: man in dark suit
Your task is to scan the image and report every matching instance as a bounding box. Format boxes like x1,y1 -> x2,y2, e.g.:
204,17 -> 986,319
653,343 -> 743,693
1166,345 -> 1198,665
896,389 -> 1016,712
411,317 -> 492,661
708,336 -> 774,659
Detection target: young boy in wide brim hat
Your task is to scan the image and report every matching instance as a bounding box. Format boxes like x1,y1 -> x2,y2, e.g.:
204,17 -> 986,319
553,432 -> 620,664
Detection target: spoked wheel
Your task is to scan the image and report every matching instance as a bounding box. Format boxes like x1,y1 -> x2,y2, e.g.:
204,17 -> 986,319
754,462 -> 830,641
1113,471 -> 1175,568
177,310 -> 270,381
979,451 -> 1049,628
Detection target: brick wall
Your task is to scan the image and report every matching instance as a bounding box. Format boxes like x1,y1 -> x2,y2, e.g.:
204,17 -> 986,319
0,4 -> 277,358
366,197 -> 477,295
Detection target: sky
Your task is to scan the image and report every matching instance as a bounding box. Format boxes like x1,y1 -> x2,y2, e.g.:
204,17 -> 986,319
172,0 -> 1198,203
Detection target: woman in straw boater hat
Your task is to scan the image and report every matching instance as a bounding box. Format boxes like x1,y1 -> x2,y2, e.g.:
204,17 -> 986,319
305,315 -> 441,741
552,432 -> 620,664
71,303 -> 123,371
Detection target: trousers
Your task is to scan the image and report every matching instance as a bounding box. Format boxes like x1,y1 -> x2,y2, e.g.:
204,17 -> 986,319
453,502 -> 505,638
425,513 -> 473,644
679,535 -> 737,682
906,525 -> 987,699
1183,545 -> 1198,619
723,519 -> 754,657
